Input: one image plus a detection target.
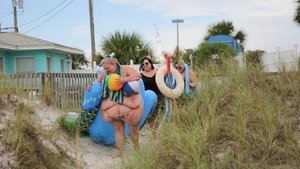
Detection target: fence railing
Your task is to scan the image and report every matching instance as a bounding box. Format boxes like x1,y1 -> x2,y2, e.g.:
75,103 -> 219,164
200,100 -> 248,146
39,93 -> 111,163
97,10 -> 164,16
0,73 -> 97,110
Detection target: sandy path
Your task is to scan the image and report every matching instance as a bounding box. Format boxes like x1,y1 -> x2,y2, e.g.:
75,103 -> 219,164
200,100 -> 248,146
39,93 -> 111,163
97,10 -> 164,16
77,136 -> 119,169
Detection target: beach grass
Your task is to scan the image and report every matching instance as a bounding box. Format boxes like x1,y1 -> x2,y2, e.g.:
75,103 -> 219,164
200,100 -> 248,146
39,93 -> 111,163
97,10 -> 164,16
121,59 -> 300,169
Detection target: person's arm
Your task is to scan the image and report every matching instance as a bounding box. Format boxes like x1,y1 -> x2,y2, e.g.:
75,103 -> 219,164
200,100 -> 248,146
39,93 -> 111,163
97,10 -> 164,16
189,70 -> 198,88
97,71 -> 106,82
118,65 -> 141,84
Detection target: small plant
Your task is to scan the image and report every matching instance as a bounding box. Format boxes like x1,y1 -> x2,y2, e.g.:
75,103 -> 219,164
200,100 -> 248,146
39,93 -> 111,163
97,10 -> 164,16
56,113 -> 80,137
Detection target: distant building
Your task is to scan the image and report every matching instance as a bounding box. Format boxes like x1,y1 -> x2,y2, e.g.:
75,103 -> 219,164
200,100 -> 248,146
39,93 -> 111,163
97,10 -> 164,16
207,35 -> 242,53
0,32 -> 84,74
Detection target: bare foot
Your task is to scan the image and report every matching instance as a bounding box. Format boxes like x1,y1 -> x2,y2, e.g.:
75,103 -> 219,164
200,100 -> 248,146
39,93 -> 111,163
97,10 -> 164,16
112,150 -> 122,159
133,143 -> 139,151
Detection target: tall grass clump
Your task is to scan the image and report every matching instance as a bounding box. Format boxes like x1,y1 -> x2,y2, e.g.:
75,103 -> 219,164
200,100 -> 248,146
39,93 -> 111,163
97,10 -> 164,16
42,81 -> 53,106
0,74 -> 24,107
122,59 -> 300,169
3,102 -> 78,168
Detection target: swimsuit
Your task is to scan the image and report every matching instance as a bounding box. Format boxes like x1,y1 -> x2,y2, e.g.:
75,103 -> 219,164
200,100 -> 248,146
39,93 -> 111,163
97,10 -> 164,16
104,111 -> 129,121
141,73 -> 161,96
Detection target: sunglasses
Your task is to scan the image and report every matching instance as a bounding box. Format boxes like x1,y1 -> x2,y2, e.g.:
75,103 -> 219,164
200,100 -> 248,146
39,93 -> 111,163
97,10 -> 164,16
142,62 -> 149,66
176,66 -> 182,69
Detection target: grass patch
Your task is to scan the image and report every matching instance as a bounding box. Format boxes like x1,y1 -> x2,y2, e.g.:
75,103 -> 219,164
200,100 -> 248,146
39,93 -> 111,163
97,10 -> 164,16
123,60 -> 300,169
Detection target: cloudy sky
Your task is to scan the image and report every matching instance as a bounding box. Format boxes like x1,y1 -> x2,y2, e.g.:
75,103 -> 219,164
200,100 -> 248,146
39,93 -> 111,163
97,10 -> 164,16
1,0 -> 299,61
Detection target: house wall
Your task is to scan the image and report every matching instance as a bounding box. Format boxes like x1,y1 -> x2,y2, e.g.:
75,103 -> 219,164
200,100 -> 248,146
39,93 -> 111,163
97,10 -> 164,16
36,51 -> 45,72
7,51 -> 39,73
1,50 -> 70,74
50,53 -> 69,73
33,52 -> 68,73
4,52 -> 15,74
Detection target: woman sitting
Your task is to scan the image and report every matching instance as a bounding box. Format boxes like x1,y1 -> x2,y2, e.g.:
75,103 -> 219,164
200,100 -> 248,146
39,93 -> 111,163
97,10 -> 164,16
175,59 -> 198,89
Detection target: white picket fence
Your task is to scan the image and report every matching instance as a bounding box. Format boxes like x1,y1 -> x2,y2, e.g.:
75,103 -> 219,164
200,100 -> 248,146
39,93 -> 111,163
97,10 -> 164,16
236,45 -> 299,72
262,45 -> 299,72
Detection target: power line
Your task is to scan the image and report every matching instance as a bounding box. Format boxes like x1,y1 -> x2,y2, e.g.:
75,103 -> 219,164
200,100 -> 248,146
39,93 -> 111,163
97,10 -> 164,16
19,0 -> 69,27
0,12 -> 12,18
24,0 -> 75,34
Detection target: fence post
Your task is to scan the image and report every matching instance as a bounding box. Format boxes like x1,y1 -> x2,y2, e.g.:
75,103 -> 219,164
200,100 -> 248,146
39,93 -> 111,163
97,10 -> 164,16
293,44 -> 298,58
276,47 -> 281,58
295,45 -> 300,71
41,73 -> 45,98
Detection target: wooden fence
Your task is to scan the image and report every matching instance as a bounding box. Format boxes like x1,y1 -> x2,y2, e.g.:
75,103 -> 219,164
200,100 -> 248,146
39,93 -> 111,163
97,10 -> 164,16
0,73 -> 97,110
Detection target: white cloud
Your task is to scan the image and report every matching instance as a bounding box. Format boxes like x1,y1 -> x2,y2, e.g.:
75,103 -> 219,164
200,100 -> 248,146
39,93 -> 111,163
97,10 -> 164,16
107,0 -> 295,18
101,0 -> 300,62
103,0 -> 300,56
66,25 -> 87,36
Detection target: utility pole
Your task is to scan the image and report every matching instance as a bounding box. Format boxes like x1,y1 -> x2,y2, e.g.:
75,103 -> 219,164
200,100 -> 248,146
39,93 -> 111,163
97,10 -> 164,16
13,2 -> 18,32
11,0 -> 23,32
88,0 -> 96,69
172,19 -> 184,57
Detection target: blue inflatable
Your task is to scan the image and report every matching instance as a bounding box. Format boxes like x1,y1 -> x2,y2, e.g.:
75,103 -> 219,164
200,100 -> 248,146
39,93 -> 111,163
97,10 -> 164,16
85,79 -> 157,146
82,80 -> 103,109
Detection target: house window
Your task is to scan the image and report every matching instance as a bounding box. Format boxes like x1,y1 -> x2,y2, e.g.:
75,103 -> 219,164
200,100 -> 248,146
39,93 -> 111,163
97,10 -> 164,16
16,57 -> 34,73
61,59 -> 65,72
47,57 -> 52,72
0,57 -> 3,73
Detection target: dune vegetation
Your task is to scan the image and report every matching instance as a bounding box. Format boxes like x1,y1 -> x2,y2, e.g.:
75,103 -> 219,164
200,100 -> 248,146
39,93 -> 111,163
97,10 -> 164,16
121,60 -> 300,169
0,80 -> 79,169
0,59 -> 299,169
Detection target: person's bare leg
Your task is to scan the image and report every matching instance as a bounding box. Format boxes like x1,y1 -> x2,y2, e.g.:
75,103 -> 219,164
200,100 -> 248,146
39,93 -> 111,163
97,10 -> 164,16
129,125 -> 139,151
112,120 -> 124,158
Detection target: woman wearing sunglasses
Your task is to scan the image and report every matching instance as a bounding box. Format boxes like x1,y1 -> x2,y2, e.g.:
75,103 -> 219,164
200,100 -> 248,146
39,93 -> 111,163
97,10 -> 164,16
139,56 -> 162,136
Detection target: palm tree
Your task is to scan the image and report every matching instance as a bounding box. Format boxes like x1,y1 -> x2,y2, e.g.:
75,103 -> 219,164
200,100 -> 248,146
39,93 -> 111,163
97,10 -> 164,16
204,20 -> 247,51
101,31 -> 153,65
294,0 -> 300,25
70,54 -> 88,69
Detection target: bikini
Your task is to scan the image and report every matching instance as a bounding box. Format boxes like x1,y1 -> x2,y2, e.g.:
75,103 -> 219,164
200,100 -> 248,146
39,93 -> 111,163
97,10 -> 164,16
103,111 -> 129,121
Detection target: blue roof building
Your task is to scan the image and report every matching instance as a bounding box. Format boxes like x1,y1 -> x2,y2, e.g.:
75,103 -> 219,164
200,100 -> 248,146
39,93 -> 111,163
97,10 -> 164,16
207,35 -> 242,53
